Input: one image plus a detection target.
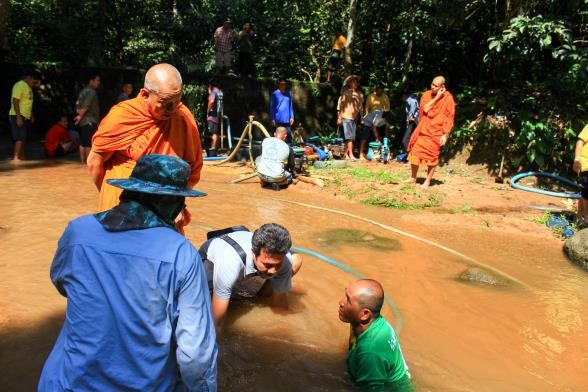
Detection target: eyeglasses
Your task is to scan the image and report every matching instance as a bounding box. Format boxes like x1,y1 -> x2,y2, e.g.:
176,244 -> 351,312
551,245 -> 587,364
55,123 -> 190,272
148,90 -> 181,111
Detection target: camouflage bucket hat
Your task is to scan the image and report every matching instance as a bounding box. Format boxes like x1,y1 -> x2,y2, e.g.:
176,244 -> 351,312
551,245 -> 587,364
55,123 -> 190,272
107,154 -> 206,197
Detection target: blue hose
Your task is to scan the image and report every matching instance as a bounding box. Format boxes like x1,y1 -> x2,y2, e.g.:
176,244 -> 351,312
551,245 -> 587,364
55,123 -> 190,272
509,171 -> 581,199
292,245 -> 403,332
203,156 -> 227,161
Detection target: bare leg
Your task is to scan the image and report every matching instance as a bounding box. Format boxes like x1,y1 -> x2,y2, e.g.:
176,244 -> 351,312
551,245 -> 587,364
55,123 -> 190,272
403,164 -> 418,183
210,133 -> 218,149
581,198 -> 588,225
359,139 -> 368,160
80,146 -> 91,164
326,70 -> 331,82
421,165 -> 437,188
345,140 -> 356,160
13,141 -> 24,160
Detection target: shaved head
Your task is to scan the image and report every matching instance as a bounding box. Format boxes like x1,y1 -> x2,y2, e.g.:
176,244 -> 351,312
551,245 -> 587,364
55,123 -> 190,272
432,76 -> 445,87
144,63 -> 182,94
351,279 -> 384,316
141,63 -> 183,120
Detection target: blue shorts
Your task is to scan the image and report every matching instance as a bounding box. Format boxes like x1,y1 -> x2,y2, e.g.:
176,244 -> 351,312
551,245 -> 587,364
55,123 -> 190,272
9,115 -> 31,141
342,119 -> 356,141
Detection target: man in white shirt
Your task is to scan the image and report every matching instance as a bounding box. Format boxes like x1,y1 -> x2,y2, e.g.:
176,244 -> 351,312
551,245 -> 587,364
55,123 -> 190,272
255,126 -> 296,191
199,223 -> 302,336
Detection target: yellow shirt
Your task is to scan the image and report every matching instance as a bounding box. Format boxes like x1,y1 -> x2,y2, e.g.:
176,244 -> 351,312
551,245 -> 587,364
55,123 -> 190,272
365,92 -> 390,115
9,80 -> 33,119
332,35 -> 347,51
578,124 -> 588,172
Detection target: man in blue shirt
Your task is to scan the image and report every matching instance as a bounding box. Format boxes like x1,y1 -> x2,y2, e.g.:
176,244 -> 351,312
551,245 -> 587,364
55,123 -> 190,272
401,91 -> 420,158
39,154 -> 218,392
269,77 -> 295,144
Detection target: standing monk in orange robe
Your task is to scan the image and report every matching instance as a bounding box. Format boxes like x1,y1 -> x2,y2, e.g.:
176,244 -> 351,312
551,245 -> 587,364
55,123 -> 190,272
87,63 -> 202,229
407,75 -> 455,188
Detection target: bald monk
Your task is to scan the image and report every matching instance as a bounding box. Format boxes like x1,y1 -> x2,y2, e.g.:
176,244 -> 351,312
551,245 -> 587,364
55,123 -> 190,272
406,76 -> 455,188
87,64 -> 203,218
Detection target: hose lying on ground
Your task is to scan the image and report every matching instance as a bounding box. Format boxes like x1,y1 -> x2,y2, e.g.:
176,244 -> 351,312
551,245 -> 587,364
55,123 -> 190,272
509,171 -> 581,199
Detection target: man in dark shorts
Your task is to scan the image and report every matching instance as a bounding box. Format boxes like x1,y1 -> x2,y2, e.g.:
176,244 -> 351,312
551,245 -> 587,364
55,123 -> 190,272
8,70 -> 41,161
206,78 -> 224,155
74,73 -> 101,163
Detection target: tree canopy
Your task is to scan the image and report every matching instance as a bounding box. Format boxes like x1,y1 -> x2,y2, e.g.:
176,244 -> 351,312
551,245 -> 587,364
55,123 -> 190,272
2,0 -> 587,171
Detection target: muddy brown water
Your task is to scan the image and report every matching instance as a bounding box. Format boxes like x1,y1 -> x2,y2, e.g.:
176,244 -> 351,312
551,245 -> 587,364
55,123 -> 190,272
1,159 -> 587,391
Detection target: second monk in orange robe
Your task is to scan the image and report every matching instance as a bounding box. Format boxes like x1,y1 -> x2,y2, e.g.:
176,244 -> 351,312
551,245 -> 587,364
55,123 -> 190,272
407,75 -> 455,188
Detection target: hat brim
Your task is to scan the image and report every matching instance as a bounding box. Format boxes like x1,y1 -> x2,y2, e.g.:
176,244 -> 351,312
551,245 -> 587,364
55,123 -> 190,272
107,178 -> 206,197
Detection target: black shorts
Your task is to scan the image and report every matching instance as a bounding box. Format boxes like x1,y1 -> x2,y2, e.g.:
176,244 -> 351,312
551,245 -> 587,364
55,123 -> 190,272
581,171 -> 588,199
207,120 -> 220,134
9,115 -> 31,141
53,144 -> 66,157
328,50 -> 342,71
79,123 -> 97,147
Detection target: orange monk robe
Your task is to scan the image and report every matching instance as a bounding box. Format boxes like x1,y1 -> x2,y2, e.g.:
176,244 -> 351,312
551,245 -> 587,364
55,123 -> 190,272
408,90 -> 455,166
92,96 -> 203,212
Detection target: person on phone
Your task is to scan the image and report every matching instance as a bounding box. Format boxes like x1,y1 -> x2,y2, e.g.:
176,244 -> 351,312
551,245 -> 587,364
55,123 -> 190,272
406,76 -> 455,188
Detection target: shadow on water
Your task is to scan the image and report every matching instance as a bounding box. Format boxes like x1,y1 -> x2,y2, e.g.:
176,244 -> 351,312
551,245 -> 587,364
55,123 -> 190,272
1,292 -> 353,392
312,228 -> 401,252
0,311 -> 64,391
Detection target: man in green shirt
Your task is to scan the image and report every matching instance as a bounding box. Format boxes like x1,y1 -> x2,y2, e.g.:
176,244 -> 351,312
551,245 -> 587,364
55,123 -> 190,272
9,70 -> 41,161
339,279 -> 414,391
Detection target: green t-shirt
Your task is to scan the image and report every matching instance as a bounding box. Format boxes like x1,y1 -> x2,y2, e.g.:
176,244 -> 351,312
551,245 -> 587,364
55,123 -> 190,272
9,80 -> 33,119
347,317 -> 413,392
577,124 -> 588,172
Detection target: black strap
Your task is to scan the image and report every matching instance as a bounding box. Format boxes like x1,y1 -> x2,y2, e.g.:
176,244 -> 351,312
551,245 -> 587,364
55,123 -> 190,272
199,234 -> 247,267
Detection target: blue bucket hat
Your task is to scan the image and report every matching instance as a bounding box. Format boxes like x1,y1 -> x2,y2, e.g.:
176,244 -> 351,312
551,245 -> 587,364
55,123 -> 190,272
107,154 -> 206,197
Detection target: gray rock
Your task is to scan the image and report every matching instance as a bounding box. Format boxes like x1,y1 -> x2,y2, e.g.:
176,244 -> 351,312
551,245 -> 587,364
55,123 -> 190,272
563,228 -> 588,271
458,266 -> 498,286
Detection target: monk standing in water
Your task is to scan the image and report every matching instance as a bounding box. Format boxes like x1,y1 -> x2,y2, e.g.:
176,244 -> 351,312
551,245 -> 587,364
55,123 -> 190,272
407,76 -> 455,188
87,63 -> 202,224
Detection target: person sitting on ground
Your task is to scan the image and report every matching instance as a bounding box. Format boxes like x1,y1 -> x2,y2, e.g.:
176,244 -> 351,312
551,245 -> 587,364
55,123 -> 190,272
39,154 -> 217,391
116,82 -> 133,102
572,123 -> 588,227
199,223 -> 303,336
44,115 -> 77,157
206,78 -> 224,155
339,279 -> 414,391
255,126 -> 296,191
360,85 -> 390,160
338,75 -> 364,161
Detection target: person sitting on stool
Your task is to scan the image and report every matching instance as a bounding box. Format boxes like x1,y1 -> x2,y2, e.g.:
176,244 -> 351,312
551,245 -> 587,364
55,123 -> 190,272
255,126 -> 296,191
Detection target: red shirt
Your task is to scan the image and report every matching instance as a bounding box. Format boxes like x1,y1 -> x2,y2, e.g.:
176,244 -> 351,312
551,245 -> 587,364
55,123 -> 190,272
44,123 -> 72,156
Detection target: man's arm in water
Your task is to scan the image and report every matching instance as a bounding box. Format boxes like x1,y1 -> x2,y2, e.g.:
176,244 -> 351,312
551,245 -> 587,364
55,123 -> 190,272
87,150 -> 114,191
211,294 -> 230,336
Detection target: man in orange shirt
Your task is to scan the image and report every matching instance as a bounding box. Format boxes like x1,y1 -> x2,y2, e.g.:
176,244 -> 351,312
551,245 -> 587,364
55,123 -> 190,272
407,76 -> 455,188
87,63 -> 203,228
44,115 -> 77,157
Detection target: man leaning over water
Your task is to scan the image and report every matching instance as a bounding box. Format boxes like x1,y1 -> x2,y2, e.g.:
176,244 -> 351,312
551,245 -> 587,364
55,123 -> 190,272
39,154 -> 217,391
339,279 -> 414,391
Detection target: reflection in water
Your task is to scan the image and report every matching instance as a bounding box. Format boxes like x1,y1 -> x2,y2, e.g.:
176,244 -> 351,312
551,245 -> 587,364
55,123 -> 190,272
313,228 -> 401,251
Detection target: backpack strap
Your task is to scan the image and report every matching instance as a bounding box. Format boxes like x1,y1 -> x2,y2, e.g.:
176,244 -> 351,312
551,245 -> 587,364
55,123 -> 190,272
199,233 -> 248,267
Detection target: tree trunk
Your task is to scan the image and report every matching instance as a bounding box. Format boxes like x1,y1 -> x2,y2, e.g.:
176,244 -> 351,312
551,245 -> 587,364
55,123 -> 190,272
88,0 -> 107,66
345,0 -> 358,72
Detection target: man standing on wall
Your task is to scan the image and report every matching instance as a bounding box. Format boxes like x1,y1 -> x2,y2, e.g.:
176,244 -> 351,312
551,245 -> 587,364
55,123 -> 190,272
214,20 -> 234,75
